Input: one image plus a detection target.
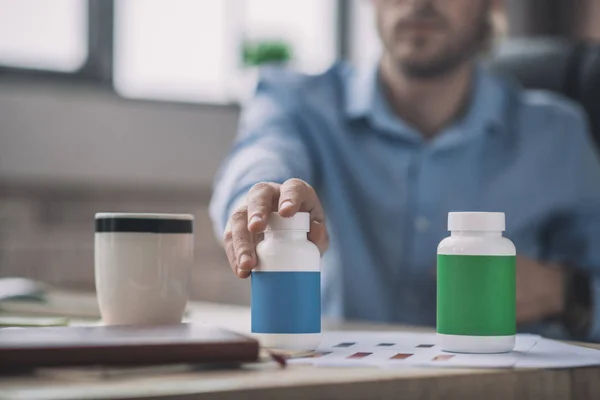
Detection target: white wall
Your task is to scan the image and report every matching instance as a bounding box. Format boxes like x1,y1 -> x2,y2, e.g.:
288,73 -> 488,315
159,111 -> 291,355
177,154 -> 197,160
0,79 -> 240,189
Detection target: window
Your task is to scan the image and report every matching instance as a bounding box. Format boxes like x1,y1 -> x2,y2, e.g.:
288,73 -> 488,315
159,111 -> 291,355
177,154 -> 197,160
0,0 -> 88,72
243,0 -> 337,74
0,0 -> 340,104
113,0 -> 232,103
349,0 -> 381,69
113,0 -> 338,104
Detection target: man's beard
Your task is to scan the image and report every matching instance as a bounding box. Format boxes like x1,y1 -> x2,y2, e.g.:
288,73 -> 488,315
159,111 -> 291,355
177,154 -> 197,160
396,13 -> 491,79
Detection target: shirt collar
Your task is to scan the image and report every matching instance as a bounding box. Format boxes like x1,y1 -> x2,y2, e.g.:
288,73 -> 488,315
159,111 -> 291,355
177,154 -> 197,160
460,63 -> 508,135
344,60 -> 509,142
344,61 -> 378,119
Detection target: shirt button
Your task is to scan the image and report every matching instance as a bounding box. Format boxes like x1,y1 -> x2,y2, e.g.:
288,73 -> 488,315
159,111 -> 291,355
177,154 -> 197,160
415,217 -> 430,233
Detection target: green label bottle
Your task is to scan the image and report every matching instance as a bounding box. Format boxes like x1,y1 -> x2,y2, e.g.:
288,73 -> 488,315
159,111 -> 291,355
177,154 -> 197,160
437,212 -> 516,354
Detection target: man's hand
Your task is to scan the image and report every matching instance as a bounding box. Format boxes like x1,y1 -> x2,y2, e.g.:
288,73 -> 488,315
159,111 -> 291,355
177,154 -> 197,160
223,179 -> 329,279
516,256 -> 566,324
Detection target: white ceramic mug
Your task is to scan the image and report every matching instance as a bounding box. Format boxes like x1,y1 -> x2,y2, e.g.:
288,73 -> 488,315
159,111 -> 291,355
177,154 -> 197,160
94,213 -> 194,325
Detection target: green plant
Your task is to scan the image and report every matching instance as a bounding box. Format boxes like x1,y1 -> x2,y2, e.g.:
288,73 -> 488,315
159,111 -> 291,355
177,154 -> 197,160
242,40 -> 293,67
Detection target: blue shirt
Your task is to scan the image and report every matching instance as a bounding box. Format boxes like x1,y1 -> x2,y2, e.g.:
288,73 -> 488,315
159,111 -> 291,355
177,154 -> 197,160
209,61 -> 600,342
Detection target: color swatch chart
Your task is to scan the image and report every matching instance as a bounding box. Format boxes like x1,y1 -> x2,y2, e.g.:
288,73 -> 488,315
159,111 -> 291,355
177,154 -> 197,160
288,331 -> 600,369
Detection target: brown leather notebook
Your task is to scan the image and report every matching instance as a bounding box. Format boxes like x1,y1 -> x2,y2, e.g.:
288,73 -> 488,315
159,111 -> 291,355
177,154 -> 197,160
0,323 -> 259,369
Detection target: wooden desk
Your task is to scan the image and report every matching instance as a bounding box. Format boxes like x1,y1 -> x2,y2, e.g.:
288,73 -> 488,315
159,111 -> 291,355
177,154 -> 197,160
1,291 -> 599,400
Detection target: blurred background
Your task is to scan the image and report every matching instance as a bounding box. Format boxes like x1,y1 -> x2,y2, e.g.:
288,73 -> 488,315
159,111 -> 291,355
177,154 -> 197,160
0,0 -> 599,306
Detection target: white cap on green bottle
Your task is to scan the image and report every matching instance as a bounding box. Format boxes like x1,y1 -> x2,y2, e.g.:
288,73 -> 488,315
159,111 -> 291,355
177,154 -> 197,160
448,212 -> 505,232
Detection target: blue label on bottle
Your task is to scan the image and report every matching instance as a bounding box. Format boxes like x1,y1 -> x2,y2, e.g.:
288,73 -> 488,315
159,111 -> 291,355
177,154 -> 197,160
251,271 -> 321,334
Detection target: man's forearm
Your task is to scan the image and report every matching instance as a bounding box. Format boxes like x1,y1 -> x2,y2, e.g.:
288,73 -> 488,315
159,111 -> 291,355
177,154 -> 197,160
538,262 -> 598,342
563,268 -> 594,340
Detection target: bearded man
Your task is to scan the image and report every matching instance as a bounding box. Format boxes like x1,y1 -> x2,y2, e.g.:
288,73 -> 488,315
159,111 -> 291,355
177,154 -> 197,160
210,0 -> 600,342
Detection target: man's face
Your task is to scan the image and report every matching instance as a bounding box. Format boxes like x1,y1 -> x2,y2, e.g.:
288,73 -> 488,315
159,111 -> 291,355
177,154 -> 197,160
373,0 -> 492,78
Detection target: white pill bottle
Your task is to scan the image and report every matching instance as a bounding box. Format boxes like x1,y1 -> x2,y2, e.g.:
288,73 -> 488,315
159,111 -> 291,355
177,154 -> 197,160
437,212 -> 516,353
252,212 -> 321,350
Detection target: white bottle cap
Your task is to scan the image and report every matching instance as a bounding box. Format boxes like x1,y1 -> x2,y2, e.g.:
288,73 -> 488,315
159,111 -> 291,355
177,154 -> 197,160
448,212 -> 505,231
266,212 -> 310,231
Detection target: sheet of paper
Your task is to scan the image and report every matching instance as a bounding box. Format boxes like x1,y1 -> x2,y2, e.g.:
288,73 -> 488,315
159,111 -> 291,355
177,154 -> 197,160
515,338 -> 600,369
289,331 -> 440,367
289,331 -> 600,370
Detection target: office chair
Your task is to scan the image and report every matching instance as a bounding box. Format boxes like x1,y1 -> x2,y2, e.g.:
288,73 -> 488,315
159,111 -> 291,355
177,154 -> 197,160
490,37 -> 600,149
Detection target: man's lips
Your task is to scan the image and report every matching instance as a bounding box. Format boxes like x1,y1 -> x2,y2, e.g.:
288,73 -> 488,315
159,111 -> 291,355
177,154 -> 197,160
398,19 -> 446,32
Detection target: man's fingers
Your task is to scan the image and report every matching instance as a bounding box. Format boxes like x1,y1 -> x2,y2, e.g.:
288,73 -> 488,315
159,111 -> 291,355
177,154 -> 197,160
278,179 -> 325,223
237,266 -> 251,279
308,220 -> 330,254
230,208 -> 257,273
223,221 -> 250,278
278,179 -> 328,254
223,225 -> 237,273
246,182 -> 280,233
225,179 -> 329,280
278,178 -> 305,216
224,233 -> 248,278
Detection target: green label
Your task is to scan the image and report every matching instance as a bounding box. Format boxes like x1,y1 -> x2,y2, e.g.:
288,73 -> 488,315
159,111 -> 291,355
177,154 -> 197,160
437,254 -> 515,336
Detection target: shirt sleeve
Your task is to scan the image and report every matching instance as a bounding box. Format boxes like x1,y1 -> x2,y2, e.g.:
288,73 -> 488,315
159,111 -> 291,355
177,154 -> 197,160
575,135 -> 600,342
208,75 -> 315,239
550,107 -> 600,341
